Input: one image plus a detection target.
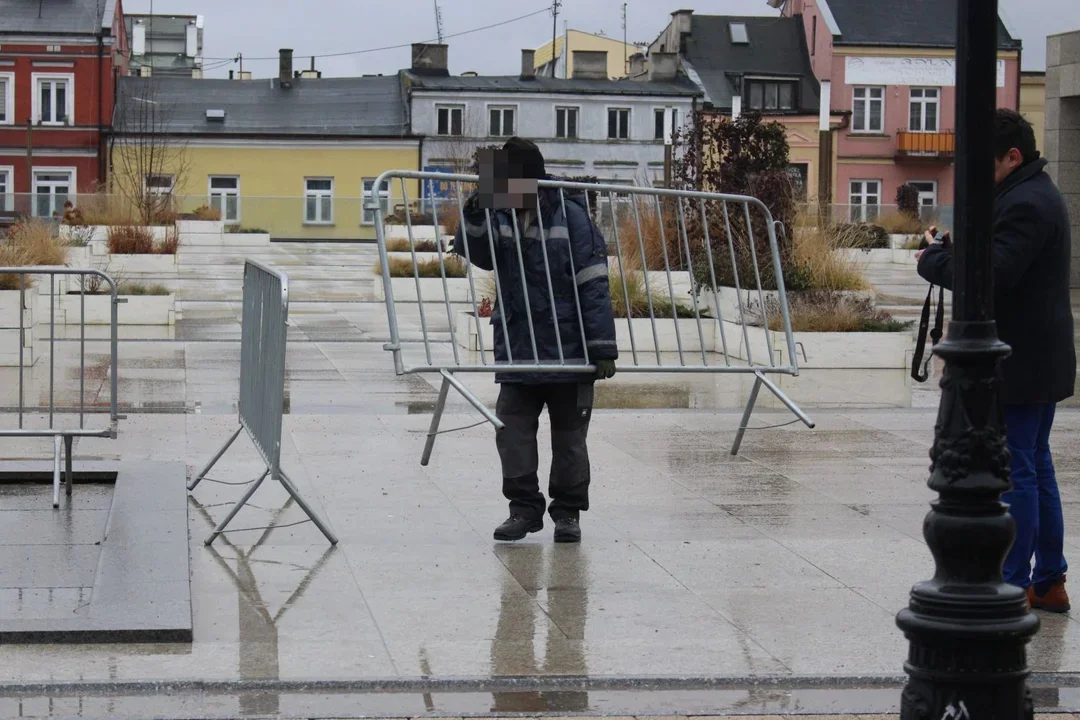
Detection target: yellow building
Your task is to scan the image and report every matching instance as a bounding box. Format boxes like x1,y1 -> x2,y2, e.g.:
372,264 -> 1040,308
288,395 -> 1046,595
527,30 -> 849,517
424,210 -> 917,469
534,30 -> 642,79
110,70 -> 421,241
1020,71 -> 1047,151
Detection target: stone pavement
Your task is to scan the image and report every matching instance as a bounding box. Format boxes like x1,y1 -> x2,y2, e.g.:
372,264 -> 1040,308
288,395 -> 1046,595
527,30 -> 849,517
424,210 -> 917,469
2,239 -> 1080,718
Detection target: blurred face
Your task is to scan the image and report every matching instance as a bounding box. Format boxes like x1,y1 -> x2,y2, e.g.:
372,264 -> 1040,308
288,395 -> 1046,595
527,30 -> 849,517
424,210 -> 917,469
477,149 -> 538,210
994,147 -> 1023,185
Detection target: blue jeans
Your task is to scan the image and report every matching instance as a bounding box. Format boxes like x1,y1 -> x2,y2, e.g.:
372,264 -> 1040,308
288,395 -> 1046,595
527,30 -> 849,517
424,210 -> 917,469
1002,403 -> 1068,590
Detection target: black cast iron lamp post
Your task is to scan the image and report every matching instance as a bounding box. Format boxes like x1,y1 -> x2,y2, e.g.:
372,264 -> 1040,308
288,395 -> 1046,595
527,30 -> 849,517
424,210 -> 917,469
896,0 -> 1040,717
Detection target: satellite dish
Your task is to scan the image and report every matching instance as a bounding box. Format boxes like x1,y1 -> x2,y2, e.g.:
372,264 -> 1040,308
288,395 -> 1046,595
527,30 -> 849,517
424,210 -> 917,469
766,0 -> 788,8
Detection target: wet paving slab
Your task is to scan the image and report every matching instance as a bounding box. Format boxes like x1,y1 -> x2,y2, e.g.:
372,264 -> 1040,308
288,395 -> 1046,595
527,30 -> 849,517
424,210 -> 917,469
1,241 -> 1079,716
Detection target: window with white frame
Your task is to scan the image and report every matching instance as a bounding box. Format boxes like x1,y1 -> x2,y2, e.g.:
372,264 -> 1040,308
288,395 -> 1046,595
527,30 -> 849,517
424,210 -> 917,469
436,104 -> 464,136
0,167 -> 12,212
909,181 -> 938,209
909,88 -> 940,132
556,106 -> 579,139
849,179 -> 882,222
34,74 -> 73,125
305,178 -> 333,224
654,108 -> 678,141
33,169 -> 73,218
489,106 -> 515,137
608,108 -> 630,139
362,177 -> 390,225
209,176 -> 240,222
0,73 -> 13,125
852,86 -> 884,133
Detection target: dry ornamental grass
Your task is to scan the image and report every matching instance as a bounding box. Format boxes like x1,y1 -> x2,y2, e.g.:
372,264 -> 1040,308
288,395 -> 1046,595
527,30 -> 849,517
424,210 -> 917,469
375,256 -> 468,279
0,219 -> 71,290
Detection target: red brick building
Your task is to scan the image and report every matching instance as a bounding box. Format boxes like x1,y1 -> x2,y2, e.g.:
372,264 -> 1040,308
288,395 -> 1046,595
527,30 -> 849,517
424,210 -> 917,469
0,0 -> 128,218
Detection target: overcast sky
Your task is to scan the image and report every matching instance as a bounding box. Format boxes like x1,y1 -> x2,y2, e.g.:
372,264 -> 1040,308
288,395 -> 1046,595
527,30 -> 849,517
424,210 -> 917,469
125,0 -> 1079,78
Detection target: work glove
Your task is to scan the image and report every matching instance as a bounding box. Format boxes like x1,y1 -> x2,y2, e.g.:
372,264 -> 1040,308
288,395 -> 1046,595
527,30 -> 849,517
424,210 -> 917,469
594,359 -> 617,380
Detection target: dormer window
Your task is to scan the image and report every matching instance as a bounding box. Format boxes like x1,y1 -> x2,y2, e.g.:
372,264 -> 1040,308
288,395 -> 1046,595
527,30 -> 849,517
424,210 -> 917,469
746,79 -> 797,111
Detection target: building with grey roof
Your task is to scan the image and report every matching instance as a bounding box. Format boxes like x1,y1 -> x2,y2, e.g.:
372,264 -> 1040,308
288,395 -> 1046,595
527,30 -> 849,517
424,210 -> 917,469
404,44 -> 702,188
0,0 -> 118,36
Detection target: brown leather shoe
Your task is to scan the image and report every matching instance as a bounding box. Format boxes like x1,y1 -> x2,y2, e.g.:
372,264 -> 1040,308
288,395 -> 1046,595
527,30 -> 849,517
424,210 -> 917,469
1027,578 -> 1071,613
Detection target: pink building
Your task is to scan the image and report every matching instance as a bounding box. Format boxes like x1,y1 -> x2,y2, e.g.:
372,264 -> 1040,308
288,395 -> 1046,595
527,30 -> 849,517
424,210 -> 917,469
783,0 -> 1022,222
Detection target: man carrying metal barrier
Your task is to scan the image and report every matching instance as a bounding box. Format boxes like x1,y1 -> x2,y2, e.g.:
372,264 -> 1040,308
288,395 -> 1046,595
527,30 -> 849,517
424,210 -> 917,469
451,138 -> 618,544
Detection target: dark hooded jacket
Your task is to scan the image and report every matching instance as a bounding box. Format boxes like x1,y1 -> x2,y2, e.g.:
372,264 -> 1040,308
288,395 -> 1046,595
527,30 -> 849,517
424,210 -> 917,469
917,158 -> 1075,405
452,185 -> 618,384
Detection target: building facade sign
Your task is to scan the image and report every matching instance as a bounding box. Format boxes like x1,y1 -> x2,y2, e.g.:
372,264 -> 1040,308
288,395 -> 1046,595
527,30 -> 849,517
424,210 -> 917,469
845,56 -> 1006,88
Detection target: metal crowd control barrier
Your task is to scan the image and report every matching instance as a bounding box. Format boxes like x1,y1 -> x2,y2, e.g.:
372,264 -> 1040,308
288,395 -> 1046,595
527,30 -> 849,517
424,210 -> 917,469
371,170 -> 815,463
0,267 -> 119,508
188,260 -> 337,546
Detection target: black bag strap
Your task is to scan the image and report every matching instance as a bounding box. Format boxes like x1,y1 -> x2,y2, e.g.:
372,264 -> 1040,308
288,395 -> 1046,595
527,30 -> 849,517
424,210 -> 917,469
912,284 -> 946,383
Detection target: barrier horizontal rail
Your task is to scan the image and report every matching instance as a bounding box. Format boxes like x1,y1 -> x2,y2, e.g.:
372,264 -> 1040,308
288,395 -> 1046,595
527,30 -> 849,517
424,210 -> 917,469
371,170 -> 815,463
0,266 -> 119,508
187,259 -> 337,546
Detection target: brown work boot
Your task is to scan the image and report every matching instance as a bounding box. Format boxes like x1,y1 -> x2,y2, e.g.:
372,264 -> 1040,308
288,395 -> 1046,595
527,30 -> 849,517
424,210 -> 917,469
1027,577 -> 1071,613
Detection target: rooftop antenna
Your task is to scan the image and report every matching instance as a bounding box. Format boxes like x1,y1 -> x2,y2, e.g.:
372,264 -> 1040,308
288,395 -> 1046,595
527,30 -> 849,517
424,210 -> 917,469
433,0 -> 444,44
38,0 -> 44,18
622,2 -> 628,76
551,0 -> 561,77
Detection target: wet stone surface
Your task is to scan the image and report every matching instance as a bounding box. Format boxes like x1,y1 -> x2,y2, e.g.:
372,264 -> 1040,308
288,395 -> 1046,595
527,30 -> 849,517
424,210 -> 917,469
1,239 -> 1079,717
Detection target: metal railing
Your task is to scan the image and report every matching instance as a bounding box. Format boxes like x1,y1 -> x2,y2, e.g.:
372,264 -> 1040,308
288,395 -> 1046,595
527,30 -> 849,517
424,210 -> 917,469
187,260 -> 337,546
0,267 -> 119,508
896,129 -> 956,157
371,170 -> 816,463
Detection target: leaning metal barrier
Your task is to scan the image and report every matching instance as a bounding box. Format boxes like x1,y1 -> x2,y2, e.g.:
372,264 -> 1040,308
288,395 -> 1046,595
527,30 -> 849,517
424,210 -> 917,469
370,170 -> 815,464
0,267 -> 119,508
188,260 -> 337,546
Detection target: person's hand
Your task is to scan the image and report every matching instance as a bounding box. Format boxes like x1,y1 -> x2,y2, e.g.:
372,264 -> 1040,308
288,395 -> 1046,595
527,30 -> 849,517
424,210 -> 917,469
594,359 -> 617,380
916,226 -> 949,262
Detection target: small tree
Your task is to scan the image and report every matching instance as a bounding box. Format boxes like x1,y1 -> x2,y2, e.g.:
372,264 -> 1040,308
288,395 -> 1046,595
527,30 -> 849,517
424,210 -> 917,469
111,77 -> 191,225
896,183 -> 920,219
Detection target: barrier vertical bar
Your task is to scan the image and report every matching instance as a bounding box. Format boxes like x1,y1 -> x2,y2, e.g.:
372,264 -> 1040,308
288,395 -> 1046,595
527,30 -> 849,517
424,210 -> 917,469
559,189 -> 590,367
607,190 -> 637,365
676,196 -> 708,365
534,194 -> 565,365
769,220 -> 799,372
18,272 -> 25,429
652,194 -> 684,366
743,202 -> 775,367
630,198 -> 661,364
509,208 -> 540,364
484,208 -> 513,365
453,182 -> 488,365
428,179 -> 461,365
402,178 -> 433,367
49,273 -> 55,428
79,273 -> 85,428
723,200 -> 755,366
700,199 -> 731,367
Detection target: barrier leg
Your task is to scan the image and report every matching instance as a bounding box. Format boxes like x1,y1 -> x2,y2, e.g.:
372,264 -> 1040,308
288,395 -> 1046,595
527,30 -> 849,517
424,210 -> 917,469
52,435 -> 61,509
757,373 -> 816,430
421,375 -> 451,467
205,467 -> 270,546
278,469 -> 339,545
189,425 -> 243,491
730,376 -> 764,456
64,435 -> 73,497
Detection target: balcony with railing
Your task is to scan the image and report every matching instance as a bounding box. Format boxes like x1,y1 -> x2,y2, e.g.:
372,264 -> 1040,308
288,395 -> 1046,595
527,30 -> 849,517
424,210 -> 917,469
896,130 -> 956,161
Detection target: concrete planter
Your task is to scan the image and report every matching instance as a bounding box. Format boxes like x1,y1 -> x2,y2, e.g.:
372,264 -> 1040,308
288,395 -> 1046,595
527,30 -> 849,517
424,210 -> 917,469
834,248 -> 920,265
889,233 -> 922,250
56,293 -> 175,325
67,246 -> 94,269
0,290 -> 35,366
384,225 -> 449,242
62,225 -> 172,244
220,232 -> 272,246
385,252 -> 449,264
373,277 -> 479,303
177,220 -> 224,236
722,320 -> 911,370
103,253 -> 179,275
454,311 -> 714,354
705,286 -> 875,326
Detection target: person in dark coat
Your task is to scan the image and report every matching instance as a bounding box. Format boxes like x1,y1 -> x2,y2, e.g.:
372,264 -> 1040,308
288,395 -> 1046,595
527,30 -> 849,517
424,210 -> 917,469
917,109 -> 1076,611
452,137 -> 618,544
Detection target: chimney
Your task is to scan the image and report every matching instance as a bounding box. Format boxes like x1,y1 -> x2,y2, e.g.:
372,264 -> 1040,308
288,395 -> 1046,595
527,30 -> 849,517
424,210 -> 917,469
671,9 -> 693,36
411,43 -> 449,76
572,50 -> 608,80
300,56 -> 320,79
628,52 -> 647,78
521,49 -> 536,80
279,48 -> 293,88
648,52 -> 679,82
